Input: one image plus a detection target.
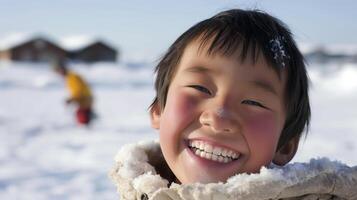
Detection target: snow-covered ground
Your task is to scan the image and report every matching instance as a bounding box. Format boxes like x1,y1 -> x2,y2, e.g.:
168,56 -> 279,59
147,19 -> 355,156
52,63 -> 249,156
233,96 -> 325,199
0,61 -> 356,199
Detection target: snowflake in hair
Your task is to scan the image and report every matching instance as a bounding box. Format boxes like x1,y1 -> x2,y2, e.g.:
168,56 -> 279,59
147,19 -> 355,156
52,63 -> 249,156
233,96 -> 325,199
269,36 -> 290,68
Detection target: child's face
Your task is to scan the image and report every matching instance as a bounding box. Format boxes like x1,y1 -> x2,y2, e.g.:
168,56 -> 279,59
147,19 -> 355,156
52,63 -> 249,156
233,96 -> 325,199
151,39 -> 289,184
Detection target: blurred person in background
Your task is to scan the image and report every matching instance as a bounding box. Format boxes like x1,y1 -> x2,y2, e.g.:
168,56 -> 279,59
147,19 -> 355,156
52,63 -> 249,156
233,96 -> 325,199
53,60 -> 94,126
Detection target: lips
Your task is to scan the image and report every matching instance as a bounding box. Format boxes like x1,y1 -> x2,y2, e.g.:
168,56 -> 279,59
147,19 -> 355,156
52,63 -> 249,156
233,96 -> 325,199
188,140 -> 241,163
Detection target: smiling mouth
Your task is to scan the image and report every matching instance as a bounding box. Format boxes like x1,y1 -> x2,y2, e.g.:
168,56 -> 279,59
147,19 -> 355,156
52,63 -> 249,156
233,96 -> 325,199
188,140 -> 241,163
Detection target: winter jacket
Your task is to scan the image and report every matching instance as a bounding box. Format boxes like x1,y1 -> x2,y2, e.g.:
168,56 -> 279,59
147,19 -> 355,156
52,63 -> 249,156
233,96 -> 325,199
65,72 -> 92,108
109,140 -> 357,200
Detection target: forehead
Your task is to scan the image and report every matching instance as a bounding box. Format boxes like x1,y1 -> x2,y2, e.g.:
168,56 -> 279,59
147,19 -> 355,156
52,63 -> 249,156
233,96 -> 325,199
179,38 -> 285,76
175,38 -> 288,97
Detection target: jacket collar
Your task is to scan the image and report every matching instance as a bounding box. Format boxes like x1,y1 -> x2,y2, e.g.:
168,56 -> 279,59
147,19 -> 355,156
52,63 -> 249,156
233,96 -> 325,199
110,140 -> 357,200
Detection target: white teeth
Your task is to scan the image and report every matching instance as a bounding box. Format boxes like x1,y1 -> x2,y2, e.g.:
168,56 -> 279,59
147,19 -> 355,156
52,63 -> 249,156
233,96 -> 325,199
222,149 -> 227,157
204,144 -> 213,153
213,147 -> 221,155
199,142 -> 204,150
189,140 -> 240,163
212,154 -> 218,161
205,152 -> 211,159
228,150 -> 233,157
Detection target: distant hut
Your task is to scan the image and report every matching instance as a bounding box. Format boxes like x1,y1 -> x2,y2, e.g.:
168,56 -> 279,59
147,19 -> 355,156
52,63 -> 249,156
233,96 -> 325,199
60,36 -> 118,63
301,43 -> 357,64
305,46 -> 356,63
75,41 -> 118,62
0,34 -> 119,63
0,35 -> 66,62
304,47 -> 330,63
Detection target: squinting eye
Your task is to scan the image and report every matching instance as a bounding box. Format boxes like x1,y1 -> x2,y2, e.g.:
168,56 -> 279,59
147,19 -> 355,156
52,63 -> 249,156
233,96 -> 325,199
242,100 -> 265,108
188,85 -> 211,95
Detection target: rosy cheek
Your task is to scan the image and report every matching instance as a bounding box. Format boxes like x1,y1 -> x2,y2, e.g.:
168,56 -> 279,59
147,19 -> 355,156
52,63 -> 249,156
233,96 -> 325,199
160,90 -> 198,147
164,91 -> 197,125
242,111 -> 281,167
168,92 -> 196,120
245,112 -> 278,138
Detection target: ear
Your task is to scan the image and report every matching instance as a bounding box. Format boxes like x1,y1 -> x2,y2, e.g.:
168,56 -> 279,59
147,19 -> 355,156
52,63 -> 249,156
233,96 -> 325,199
273,135 -> 300,166
150,102 -> 161,129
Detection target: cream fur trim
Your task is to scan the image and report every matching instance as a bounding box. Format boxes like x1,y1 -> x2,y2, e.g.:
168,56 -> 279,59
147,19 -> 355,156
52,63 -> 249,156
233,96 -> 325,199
109,140 -> 357,200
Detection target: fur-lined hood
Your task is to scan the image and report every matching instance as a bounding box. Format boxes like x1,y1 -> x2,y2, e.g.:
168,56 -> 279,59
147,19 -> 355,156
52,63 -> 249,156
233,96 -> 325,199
109,140 -> 357,200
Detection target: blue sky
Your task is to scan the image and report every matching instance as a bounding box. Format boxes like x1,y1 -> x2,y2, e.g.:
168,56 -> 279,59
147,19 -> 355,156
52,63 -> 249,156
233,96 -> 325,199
0,0 -> 356,61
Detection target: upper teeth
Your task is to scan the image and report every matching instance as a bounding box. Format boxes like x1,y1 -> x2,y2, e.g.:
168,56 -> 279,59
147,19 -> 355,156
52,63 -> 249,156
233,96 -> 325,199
188,140 -> 240,161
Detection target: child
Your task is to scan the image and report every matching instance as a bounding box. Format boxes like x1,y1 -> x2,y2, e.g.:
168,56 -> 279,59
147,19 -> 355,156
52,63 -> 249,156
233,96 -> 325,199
110,9 -> 357,200
54,60 -> 94,125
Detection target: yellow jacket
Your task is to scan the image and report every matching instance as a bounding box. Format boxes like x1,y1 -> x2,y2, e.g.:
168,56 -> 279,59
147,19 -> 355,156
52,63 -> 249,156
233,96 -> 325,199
65,72 -> 93,108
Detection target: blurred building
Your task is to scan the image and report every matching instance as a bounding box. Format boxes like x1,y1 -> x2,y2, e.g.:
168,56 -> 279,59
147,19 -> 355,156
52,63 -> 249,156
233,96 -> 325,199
0,36 -> 66,62
66,40 -> 118,63
0,34 -> 119,63
305,48 -> 353,63
302,44 -> 357,64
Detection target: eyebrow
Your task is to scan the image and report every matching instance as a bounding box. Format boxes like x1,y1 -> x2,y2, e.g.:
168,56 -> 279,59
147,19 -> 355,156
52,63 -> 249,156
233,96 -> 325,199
249,80 -> 279,96
184,66 -> 212,74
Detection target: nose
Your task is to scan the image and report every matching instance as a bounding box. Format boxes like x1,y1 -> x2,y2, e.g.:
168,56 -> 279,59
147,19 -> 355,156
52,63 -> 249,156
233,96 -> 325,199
199,106 -> 238,134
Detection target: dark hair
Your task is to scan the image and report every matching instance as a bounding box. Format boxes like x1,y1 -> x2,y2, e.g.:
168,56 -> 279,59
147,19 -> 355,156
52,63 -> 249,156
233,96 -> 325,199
150,9 -> 310,150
